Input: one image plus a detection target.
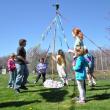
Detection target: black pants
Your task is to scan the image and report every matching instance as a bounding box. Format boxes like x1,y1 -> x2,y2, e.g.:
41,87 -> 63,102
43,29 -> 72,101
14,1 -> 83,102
84,80 -> 86,94
36,73 -> 46,83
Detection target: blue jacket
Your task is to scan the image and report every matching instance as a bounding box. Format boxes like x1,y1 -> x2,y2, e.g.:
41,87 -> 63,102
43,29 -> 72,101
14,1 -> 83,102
84,53 -> 94,69
73,56 -> 86,80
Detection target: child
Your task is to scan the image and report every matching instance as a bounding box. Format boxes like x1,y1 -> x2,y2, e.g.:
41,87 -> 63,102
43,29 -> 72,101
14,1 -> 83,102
7,53 -> 16,88
84,49 -> 96,86
68,27 -> 84,54
72,49 -> 87,104
52,49 -> 68,86
34,58 -> 48,84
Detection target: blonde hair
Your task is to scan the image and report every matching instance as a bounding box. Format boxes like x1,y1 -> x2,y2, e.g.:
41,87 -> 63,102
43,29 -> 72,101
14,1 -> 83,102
57,49 -> 66,66
72,27 -> 81,36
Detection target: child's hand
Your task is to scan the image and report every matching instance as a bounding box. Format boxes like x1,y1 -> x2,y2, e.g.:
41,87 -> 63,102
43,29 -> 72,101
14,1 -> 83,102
72,62 -> 75,66
72,58 -> 76,66
68,49 -> 74,53
25,60 -> 29,64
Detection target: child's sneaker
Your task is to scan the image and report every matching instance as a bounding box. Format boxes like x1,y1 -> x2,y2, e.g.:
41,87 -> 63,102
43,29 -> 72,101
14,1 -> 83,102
7,85 -> 13,88
92,77 -> 96,85
20,86 -> 28,90
88,82 -> 92,87
76,100 -> 85,104
72,96 -> 79,101
15,88 -> 20,93
34,81 -> 37,84
92,81 -> 96,86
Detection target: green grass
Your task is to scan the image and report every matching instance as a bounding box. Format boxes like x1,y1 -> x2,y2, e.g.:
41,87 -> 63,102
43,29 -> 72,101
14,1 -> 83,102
0,72 -> 110,110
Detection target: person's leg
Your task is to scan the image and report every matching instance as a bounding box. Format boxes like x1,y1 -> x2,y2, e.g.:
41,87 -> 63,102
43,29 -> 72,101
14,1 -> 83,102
57,66 -> 64,83
35,73 -> 41,82
84,80 -> 86,94
13,70 -> 17,88
91,74 -> 96,85
11,71 -> 15,88
86,67 -> 92,86
21,64 -> 29,86
61,68 -> 68,85
90,69 -> 96,86
42,73 -> 46,83
14,64 -> 25,92
65,77 -> 68,85
76,80 -> 86,101
8,71 -> 13,87
64,68 -> 68,85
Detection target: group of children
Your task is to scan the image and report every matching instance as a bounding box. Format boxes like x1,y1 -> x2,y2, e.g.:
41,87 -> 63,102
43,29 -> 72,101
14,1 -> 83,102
33,27 -> 96,104
50,27 -> 96,104
7,27 -> 96,103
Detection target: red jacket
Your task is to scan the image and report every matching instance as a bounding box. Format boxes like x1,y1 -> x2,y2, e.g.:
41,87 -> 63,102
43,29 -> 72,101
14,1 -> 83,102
7,58 -> 16,71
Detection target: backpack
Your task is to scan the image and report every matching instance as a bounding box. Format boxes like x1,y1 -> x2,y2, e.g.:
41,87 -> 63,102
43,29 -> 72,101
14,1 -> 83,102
85,53 -> 94,68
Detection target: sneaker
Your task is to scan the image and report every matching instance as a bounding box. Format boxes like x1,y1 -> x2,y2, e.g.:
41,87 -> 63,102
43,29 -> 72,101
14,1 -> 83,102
72,96 -> 79,101
20,86 -> 28,90
93,82 -> 96,85
15,89 -> 20,93
76,100 -> 85,104
10,86 -> 13,88
34,81 -> 37,84
89,83 -> 95,87
88,82 -> 94,87
64,83 -> 67,86
7,85 -> 13,88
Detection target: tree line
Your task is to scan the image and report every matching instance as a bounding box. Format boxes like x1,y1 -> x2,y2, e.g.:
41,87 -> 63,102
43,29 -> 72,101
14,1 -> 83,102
0,47 -> 110,74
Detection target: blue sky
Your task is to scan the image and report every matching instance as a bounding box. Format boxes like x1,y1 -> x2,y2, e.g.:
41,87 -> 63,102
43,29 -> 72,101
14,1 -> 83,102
0,0 -> 110,57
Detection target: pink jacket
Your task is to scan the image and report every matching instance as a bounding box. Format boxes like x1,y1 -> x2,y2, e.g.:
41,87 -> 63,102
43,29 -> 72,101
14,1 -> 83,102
7,58 -> 16,71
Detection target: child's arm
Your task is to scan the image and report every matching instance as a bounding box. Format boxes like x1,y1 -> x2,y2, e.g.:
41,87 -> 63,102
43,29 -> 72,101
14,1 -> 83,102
36,64 -> 41,73
68,49 -> 74,53
17,56 -> 25,61
52,55 -> 57,62
7,60 -> 11,70
73,57 -> 82,71
17,56 -> 29,64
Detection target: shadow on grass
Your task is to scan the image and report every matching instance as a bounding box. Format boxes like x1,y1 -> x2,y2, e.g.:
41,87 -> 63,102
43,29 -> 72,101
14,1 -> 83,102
68,93 -> 78,99
21,88 -> 51,93
69,101 -> 75,110
88,87 -> 110,91
39,89 -> 68,102
94,84 -> 110,87
0,100 -> 41,108
88,93 -> 110,101
26,84 -> 36,87
26,83 -> 43,87
88,84 -> 110,91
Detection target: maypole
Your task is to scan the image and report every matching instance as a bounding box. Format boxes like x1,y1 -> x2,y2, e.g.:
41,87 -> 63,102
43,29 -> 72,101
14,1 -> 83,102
44,3 -> 64,88
51,3 -> 59,80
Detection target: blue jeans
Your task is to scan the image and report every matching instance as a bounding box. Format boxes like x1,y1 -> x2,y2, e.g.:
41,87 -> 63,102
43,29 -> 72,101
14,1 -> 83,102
8,70 -> 17,87
14,64 -> 29,89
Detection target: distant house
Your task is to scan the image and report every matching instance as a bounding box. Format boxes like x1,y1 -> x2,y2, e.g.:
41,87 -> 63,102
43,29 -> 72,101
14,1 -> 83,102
2,68 -> 6,74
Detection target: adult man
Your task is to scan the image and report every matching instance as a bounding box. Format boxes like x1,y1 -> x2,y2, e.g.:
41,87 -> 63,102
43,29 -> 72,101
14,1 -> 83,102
14,39 -> 29,93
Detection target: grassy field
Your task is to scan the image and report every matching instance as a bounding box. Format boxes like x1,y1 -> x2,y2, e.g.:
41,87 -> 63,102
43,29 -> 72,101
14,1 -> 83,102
0,71 -> 110,110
